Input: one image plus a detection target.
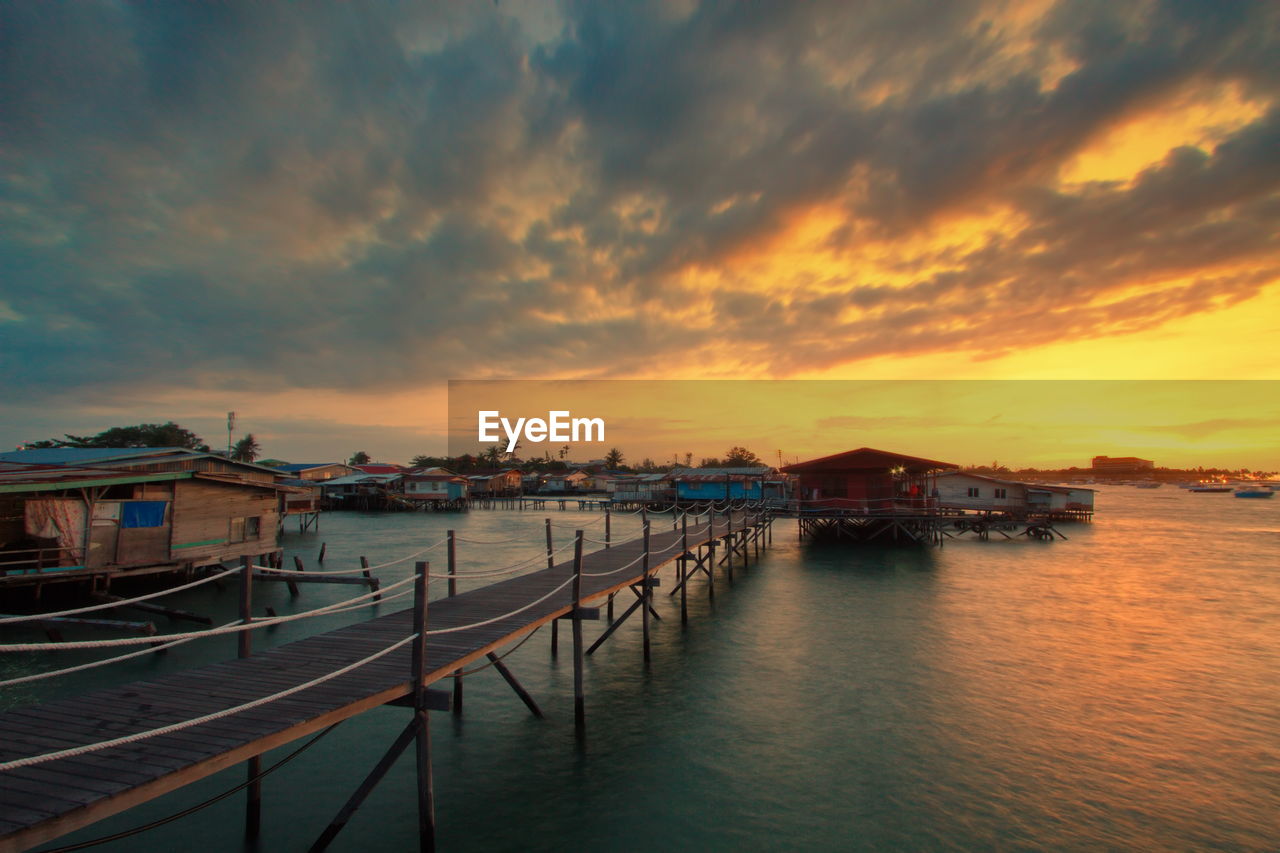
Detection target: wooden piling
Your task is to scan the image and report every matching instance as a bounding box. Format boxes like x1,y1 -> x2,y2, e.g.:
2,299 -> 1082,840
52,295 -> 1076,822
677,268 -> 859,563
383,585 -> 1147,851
447,532 -> 461,715
680,512 -> 688,625
411,560 -> 436,852
547,519 -> 558,656
726,508 -> 734,581
641,519 -> 651,663
572,530 -> 585,735
239,556 -> 261,842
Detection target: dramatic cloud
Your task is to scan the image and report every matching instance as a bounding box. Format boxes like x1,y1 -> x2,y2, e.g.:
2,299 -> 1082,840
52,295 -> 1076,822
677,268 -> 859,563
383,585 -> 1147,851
2,0 -> 1278,454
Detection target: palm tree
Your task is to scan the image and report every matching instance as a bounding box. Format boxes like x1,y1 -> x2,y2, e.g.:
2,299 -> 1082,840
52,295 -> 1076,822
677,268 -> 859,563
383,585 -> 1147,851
604,447 -> 625,469
232,434 -> 261,462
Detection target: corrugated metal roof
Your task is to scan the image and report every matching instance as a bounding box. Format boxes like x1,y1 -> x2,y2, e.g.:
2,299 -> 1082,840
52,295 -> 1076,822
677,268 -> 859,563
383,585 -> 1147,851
0,447 -> 286,477
0,461 -> 189,493
273,462 -> 346,472
0,447 -> 195,465
668,467 -> 776,477
781,448 -> 957,474
320,472 -> 402,486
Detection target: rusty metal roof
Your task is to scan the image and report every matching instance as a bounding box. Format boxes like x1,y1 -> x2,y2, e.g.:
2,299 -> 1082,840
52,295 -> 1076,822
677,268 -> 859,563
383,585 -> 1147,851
781,447 -> 957,474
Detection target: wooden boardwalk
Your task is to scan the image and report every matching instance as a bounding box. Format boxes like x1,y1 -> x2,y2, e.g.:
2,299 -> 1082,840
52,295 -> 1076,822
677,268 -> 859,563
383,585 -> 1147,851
0,512 -> 770,852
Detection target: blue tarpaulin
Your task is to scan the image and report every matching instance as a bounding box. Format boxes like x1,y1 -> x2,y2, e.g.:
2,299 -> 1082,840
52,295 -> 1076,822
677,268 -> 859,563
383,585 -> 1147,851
121,501 -> 167,528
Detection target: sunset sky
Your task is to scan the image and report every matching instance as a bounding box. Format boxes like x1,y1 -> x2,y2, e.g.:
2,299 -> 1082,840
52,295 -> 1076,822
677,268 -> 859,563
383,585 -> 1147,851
2,1 -> 1278,466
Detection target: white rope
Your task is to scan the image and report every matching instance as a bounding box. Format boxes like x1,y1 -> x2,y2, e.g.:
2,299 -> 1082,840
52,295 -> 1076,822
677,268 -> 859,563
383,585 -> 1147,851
579,551 -> 647,578
581,529 -> 646,548
360,536 -> 450,571
252,565 -> 372,578
0,575 -> 419,652
0,585 -> 415,686
0,567 -> 244,626
452,534 -> 525,545
424,574 -> 577,636
0,635 -> 204,687
0,633 -> 418,771
426,537 -> 581,581
548,515 -> 607,528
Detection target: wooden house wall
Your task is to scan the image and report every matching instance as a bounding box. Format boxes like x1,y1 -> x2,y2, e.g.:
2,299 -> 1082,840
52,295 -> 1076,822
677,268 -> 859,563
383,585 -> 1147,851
936,475 -> 1026,510
170,480 -> 279,563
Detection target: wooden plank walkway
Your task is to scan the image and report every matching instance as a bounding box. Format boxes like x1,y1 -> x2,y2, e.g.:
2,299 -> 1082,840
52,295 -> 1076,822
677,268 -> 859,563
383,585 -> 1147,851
0,514 -> 760,852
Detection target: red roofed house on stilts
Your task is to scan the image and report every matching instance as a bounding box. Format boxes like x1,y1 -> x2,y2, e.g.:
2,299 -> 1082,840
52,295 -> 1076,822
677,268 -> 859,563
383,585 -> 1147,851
781,447 -> 958,544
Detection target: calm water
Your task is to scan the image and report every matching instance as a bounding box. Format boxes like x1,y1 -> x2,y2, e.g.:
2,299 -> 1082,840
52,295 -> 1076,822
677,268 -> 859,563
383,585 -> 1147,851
5,486 -> 1279,851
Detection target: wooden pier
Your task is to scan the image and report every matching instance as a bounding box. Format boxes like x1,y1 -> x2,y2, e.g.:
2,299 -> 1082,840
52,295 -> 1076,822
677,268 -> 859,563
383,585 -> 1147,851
0,508 -> 773,852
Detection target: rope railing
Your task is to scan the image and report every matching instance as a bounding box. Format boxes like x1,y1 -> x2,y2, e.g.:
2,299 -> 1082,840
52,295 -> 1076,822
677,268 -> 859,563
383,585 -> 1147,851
0,575 -> 419,653
547,515 -> 607,529
0,584 -> 420,688
451,533 -> 528,545
0,635 -> 204,687
0,567 -> 245,626
0,632 -> 419,771
422,537 -> 581,581
424,574 -> 577,636
359,536 -> 450,571
578,551 -> 647,578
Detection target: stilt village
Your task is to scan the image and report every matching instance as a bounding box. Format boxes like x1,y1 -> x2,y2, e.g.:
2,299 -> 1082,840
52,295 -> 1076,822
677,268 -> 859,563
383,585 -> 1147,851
0,444 -> 1102,599
0,440 -> 1110,851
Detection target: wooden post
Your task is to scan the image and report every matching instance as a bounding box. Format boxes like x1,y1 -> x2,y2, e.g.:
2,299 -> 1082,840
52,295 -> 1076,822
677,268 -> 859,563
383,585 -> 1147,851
447,531 -> 461,715
411,560 -> 436,852
318,542 -> 327,563
359,556 -> 381,602
239,557 -> 261,841
572,530 -> 585,736
547,519 -> 557,657
605,507 -> 615,620
286,555 -> 303,597
707,539 -> 715,602
641,518 -> 651,663
726,507 -> 734,581
680,512 -> 688,625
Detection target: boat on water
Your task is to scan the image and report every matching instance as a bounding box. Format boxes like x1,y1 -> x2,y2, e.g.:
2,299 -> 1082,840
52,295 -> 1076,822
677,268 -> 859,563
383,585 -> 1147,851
1233,486 -> 1274,499
1188,485 -> 1233,493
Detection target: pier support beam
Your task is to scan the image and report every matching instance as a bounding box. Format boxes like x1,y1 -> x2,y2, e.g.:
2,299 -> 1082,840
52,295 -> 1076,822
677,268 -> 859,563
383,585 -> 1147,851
311,561 -> 435,853
487,652 -> 544,717
239,556 -> 261,842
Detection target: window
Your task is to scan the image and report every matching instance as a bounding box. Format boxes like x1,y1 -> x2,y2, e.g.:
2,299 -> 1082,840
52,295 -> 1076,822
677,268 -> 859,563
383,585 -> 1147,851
966,487 -> 980,497
229,516 -> 262,543
994,488 -> 1007,499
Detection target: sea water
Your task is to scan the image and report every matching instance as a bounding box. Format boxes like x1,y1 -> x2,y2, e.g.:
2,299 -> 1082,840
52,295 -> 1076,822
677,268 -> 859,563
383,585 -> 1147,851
5,485 -> 1279,851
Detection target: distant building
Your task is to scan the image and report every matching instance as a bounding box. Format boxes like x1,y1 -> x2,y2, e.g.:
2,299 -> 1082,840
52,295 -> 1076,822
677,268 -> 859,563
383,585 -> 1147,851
1091,456 -> 1154,472
467,469 -> 523,497
611,473 -> 675,503
936,471 -> 1095,520
936,471 -> 1030,512
402,473 -> 469,506
666,467 -> 784,502
272,462 -> 355,481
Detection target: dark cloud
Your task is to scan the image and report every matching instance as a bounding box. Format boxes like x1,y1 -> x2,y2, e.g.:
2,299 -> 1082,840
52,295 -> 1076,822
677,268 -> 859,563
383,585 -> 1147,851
1,0 -> 1278,422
